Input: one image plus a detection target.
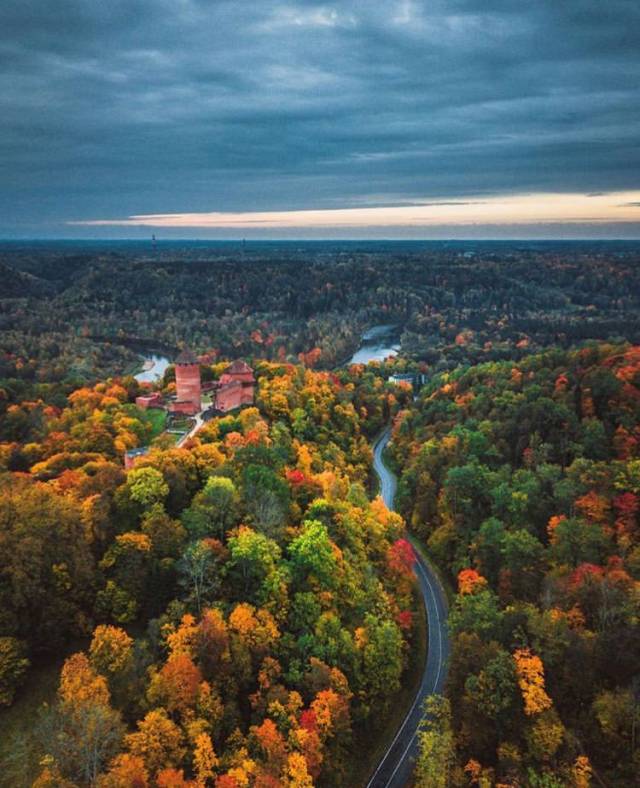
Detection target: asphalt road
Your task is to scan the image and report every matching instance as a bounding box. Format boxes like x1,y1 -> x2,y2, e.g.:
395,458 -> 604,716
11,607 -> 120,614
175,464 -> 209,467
367,427 -> 450,788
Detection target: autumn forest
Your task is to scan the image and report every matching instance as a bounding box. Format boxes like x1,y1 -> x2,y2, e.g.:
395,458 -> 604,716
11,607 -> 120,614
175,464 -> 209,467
0,242 -> 639,788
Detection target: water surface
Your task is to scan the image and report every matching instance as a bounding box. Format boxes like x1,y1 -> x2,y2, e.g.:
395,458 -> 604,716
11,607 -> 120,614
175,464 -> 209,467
135,353 -> 170,383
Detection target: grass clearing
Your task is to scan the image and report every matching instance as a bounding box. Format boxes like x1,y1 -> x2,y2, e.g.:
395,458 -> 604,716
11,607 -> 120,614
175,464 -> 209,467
143,407 -> 167,438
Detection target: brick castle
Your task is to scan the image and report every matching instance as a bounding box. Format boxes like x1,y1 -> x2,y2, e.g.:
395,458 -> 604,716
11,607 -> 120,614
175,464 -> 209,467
135,349 -> 256,416
127,350 -> 256,468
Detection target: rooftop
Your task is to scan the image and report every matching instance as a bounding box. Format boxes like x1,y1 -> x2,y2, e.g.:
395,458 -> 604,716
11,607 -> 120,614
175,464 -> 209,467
175,348 -> 198,365
225,359 -> 254,375
125,447 -> 149,458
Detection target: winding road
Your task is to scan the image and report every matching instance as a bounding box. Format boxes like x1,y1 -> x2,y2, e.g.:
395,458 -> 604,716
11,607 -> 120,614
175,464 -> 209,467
367,427 -> 450,788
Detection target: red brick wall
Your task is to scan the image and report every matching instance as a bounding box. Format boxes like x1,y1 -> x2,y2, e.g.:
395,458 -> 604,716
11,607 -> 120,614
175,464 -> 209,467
216,385 -> 243,412
136,393 -> 162,409
175,363 -> 201,412
241,384 -> 255,405
220,371 -> 255,385
169,400 -> 198,416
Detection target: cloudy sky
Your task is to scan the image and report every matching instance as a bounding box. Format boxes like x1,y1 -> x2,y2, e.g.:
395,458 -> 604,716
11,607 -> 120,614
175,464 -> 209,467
1,0 -> 640,238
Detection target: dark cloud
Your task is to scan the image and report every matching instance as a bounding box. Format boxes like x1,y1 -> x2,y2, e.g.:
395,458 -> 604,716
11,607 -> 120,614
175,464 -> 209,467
1,0 -> 639,236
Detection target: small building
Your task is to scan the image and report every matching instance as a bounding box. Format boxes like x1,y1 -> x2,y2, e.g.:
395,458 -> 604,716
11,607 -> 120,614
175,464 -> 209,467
388,372 -> 427,387
124,446 -> 149,470
135,391 -> 163,409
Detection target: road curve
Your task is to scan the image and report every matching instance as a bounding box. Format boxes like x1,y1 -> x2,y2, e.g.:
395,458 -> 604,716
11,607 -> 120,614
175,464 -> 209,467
367,427 -> 450,788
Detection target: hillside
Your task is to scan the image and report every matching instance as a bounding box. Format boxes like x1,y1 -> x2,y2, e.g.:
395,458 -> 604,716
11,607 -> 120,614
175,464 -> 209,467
391,343 -> 640,785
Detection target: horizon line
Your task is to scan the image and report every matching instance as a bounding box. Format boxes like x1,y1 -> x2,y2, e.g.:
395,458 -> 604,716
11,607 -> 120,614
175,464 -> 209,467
2,236 -> 640,243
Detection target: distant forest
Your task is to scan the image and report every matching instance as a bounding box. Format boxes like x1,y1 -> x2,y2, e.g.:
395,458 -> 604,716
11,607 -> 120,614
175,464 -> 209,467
1,243 -> 639,403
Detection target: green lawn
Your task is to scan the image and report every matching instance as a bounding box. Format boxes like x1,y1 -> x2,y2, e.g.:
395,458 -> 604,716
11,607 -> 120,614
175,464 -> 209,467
143,407 -> 167,438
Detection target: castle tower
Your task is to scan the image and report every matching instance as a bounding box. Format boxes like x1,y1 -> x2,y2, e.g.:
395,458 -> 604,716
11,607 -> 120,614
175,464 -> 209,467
173,348 -> 201,415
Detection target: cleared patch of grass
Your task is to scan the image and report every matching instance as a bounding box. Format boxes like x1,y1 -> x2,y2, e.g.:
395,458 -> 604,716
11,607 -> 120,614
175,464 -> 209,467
143,407 -> 166,438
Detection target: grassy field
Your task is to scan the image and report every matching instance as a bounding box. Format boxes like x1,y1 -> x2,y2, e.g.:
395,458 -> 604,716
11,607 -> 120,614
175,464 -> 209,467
143,407 -> 167,438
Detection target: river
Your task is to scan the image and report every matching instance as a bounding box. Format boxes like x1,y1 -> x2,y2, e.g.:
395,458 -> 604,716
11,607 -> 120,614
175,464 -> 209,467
134,324 -> 400,382
134,353 -> 171,383
347,324 -> 400,365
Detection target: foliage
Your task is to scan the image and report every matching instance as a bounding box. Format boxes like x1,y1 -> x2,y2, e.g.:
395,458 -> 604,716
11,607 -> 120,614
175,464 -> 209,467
392,343 -> 640,784
0,636 -> 29,706
0,357 -> 414,785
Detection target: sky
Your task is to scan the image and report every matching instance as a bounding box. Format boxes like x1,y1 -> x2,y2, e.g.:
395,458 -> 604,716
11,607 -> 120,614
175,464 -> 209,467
1,0 -> 640,239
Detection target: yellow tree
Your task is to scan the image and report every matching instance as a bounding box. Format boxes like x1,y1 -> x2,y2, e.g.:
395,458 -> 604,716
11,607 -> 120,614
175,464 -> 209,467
193,732 -> 218,784
513,648 -> 552,716
125,709 -> 185,774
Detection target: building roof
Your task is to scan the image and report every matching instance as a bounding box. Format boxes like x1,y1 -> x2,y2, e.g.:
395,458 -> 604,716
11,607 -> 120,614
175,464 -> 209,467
125,447 -> 149,458
225,359 -> 254,375
175,348 -> 198,365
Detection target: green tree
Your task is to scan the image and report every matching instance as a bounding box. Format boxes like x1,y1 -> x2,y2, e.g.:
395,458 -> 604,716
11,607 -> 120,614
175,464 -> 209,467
464,649 -> 517,724
182,476 -> 239,540
125,466 -> 168,508
242,464 -> 289,538
288,520 -> 338,589
415,695 -> 455,788
360,613 -> 404,709
227,527 -> 281,599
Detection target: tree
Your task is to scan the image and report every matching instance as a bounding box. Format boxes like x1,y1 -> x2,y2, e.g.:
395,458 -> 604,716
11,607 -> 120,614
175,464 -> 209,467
359,613 -> 404,708
457,568 -> 488,596
0,636 -> 29,706
513,649 -> 552,716
525,709 -> 564,762
182,476 -> 239,540
178,539 -> 222,614
251,718 -> 287,775
284,752 -> 313,787
242,464 -> 289,537
501,529 -> 544,599
142,504 -> 186,559
97,754 -> 149,787
89,625 -> 133,677
444,462 -> 490,526
449,589 -> 503,640
464,649 -> 517,723
196,608 -> 231,680
415,695 -> 455,788
226,527 -> 281,599
288,520 -> 338,589
147,654 -> 202,717
125,466 -> 169,509
37,653 -> 124,785
193,732 -> 218,783
97,532 -> 152,622
125,709 -> 185,775
593,687 -> 640,769
0,478 -> 94,652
